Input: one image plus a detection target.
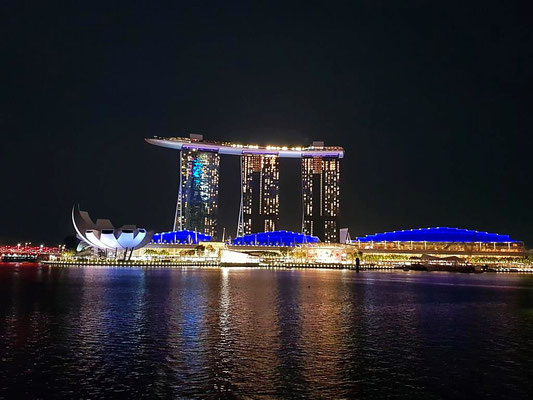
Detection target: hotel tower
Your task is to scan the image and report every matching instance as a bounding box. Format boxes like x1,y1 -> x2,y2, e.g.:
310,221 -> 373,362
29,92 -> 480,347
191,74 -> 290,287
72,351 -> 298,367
146,134 -> 344,242
174,135 -> 220,237
301,142 -> 341,242
237,154 -> 280,236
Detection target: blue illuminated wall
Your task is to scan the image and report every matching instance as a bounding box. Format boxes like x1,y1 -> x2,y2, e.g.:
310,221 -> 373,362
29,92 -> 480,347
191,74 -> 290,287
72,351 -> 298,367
152,230 -> 212,244
233,230 -> 320,246
354,227 -> 519,243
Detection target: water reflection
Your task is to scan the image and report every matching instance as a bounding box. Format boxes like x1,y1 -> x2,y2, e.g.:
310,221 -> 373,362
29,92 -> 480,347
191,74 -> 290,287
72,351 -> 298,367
0,265 -> 533,398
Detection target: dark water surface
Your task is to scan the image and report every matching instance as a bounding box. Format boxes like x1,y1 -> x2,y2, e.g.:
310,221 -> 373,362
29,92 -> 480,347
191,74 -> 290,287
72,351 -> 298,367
1,265 -> 532,399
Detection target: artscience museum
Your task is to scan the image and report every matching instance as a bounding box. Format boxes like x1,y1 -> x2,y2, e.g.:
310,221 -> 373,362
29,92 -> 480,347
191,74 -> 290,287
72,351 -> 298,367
72,206 -> 153,258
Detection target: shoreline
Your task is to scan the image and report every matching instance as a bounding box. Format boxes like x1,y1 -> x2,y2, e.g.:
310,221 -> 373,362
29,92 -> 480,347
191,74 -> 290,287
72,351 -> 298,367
22,260 -> 532,273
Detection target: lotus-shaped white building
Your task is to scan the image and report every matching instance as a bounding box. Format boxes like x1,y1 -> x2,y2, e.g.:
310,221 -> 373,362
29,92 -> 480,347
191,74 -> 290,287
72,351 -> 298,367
72,206 -> 153,256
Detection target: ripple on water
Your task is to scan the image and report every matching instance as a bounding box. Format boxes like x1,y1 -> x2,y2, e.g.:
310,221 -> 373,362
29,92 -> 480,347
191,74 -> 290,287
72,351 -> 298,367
0,267 -> 532,398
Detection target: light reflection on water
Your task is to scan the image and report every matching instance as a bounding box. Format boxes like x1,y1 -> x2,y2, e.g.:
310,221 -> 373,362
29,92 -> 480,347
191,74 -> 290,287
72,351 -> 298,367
0,265 -> 532,398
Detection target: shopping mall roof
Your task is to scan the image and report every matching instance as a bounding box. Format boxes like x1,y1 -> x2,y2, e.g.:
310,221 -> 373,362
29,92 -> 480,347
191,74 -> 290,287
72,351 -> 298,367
353,227 -> 520,243
233,230 -> 320,246
152,230 -> 212,244
146,136 -> 344,158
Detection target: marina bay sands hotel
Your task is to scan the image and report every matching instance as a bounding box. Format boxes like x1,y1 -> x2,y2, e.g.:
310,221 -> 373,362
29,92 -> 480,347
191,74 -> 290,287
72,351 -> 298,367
146,134 -> 344,242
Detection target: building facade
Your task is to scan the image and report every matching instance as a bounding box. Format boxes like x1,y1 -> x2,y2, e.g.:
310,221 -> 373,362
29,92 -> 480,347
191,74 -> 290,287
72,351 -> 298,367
238,154 -> 280,235
302,156 -> 340,243
352,227 -> 525,254
175,149 -> 220,237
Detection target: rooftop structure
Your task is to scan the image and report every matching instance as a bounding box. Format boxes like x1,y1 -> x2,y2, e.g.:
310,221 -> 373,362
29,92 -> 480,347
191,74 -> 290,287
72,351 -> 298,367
354,227 -> 520,243
233,230 -> 320,247
152,230 -> 212,244
146,136 -> 344,158
351,227 -> 525,256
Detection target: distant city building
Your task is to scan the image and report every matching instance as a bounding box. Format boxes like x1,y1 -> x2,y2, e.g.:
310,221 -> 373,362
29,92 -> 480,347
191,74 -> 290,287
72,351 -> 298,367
302,142 -> 341,242
146,135 -> 344,241
175,148 -> 219,238
238,154 -> 280,235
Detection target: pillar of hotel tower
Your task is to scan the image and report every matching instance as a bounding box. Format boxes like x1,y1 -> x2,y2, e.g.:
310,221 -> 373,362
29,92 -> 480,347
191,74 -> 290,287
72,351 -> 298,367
301,156 -> 340,242
174,149 -> 220,237
237,154 -> 280,236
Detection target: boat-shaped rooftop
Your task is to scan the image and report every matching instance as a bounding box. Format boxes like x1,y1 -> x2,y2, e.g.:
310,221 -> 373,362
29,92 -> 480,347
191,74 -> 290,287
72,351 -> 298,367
146,135 -> 344,158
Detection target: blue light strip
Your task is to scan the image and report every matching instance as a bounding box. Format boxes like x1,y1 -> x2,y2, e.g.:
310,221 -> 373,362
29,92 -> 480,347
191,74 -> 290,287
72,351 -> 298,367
151,230 -> 212,244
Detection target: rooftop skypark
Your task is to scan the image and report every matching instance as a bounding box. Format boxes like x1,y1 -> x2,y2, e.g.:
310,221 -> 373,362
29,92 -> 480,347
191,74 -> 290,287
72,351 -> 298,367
145,135 -> 345,158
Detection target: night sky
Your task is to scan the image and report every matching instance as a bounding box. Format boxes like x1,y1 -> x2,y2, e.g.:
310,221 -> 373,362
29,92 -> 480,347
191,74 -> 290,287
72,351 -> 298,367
1,1 -> 532,246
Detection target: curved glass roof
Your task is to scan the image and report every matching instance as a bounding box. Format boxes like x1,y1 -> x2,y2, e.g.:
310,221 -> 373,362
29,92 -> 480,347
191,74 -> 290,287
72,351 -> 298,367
354,227 -> 519,243
233,230 -> 320,246
152,230 -> 211,244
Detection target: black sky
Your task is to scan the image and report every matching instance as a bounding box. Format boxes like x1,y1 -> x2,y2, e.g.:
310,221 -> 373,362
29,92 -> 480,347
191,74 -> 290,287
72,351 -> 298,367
1,0 -> 532,246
